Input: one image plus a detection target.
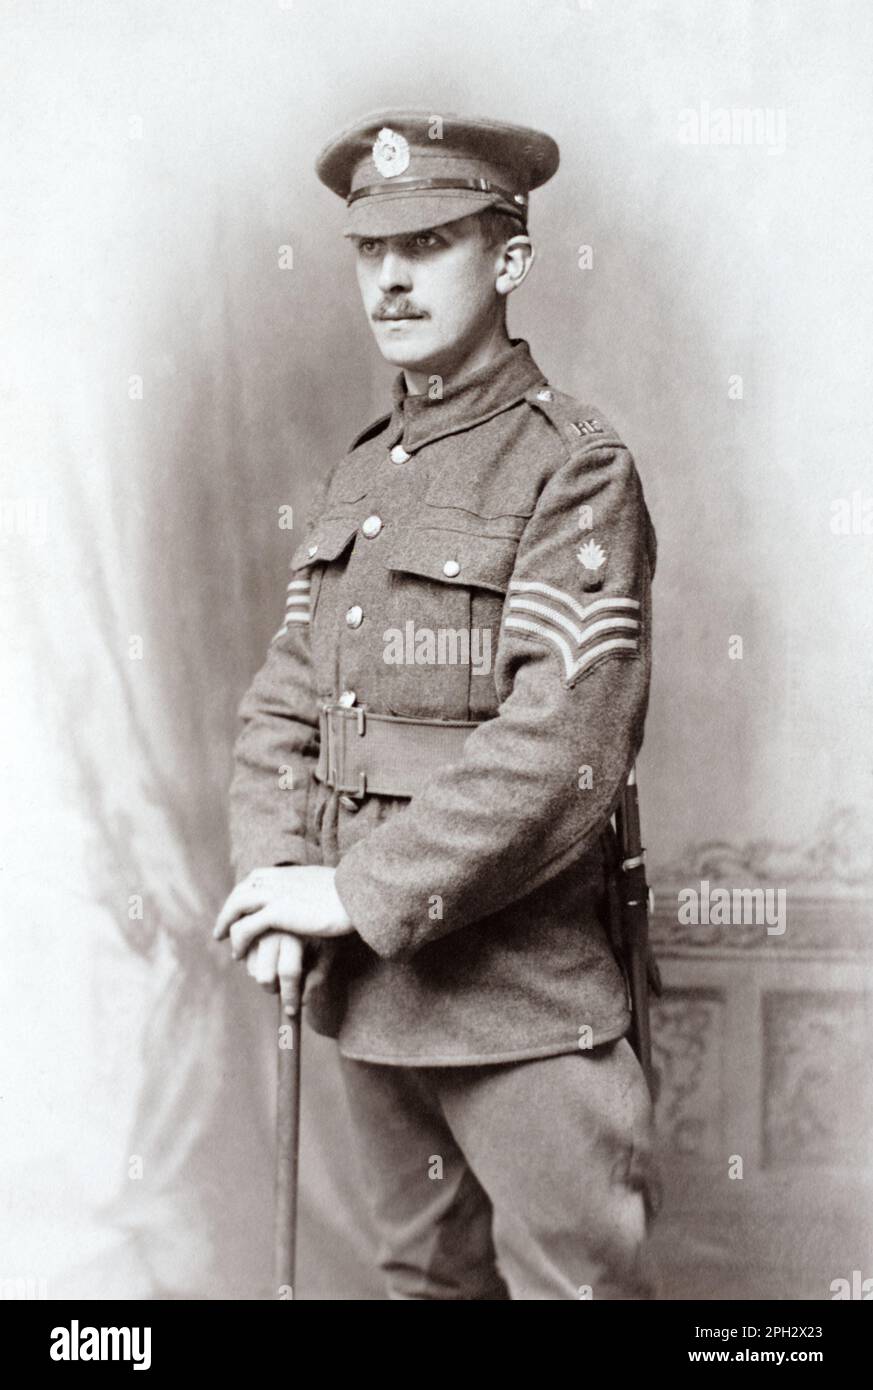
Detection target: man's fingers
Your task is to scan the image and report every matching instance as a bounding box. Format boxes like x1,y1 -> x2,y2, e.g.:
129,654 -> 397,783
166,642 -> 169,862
213,883 -> 269,940
253,933 -> 281,988
229,907 -> 274,958
278,935 -> 304,1016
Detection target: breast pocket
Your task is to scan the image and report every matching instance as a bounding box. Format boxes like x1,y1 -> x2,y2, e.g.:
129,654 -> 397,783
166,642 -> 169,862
380,526 -> 521,718
384,526 -> 519,591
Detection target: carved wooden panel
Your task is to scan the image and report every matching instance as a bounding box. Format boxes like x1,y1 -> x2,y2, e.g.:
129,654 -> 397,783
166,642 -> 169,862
762,990 -> 871,1169
648,884 -> 873,1176
651,989 -> 724,1159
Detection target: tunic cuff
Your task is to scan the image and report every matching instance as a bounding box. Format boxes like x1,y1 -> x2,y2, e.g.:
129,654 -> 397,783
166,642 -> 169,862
334,853 -> 411,961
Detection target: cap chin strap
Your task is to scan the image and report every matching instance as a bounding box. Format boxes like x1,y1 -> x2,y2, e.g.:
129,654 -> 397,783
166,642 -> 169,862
347,175 -> 528,212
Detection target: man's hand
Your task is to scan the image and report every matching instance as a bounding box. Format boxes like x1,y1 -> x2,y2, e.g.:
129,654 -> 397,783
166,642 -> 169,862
213,865 -> 355,960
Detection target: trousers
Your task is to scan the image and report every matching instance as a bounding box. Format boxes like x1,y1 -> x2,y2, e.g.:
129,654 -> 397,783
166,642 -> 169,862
337,1037 -> 663,1300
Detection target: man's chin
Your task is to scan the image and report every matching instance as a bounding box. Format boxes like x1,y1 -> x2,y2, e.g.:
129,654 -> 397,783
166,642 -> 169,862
371,323 -> 440,369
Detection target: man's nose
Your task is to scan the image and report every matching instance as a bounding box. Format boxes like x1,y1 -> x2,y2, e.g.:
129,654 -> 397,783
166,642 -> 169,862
378,251 -> 412,293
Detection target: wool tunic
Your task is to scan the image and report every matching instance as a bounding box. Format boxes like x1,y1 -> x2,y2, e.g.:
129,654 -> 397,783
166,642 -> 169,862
228,337 -> 656,1065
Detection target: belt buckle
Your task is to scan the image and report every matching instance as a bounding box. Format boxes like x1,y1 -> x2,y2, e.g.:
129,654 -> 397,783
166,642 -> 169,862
321,701 -> 368,801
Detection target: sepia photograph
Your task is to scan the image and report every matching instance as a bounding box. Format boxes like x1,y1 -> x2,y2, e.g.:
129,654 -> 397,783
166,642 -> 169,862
2,0 -> 871,1337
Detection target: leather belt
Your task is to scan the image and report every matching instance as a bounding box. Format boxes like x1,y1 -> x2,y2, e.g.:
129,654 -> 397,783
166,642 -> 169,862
315,703 -> 481,802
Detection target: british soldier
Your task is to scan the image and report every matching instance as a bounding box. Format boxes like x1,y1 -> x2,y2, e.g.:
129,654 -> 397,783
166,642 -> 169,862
214,109 -> 662,1300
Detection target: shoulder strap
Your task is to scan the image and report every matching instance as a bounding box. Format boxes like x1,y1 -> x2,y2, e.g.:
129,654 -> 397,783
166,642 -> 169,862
524,384 -> 623,454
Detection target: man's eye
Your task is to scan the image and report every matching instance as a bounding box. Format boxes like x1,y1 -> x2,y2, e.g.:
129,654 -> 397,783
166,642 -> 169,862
413,233 -> 439,248
357,240 -> 380,255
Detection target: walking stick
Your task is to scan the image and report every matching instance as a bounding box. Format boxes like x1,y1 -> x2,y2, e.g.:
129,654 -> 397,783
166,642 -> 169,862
274,970 -> 306,1297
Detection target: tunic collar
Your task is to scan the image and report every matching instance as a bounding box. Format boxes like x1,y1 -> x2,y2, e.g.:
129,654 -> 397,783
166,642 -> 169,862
387,337 -> 546,453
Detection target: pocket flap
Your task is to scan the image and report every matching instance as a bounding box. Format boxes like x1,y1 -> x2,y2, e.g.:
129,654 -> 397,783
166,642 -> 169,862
290,517 -> 359,570
384,527 -> 518,594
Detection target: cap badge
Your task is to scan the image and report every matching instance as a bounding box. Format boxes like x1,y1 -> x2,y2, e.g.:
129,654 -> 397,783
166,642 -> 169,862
372,127 -> 410,178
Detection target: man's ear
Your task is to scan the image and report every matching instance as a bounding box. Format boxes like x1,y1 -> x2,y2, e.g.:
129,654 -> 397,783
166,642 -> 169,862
495,235 -> 535,297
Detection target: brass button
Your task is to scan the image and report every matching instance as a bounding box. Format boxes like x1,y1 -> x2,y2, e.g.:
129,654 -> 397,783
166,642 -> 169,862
361,514 -> 382,539
390,444 -> 411,464
536,388 -> 553,402
442,559 -> 460,578
307,543 -> 318,558
338,690 -> 356,707
345,605 -> 363,629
